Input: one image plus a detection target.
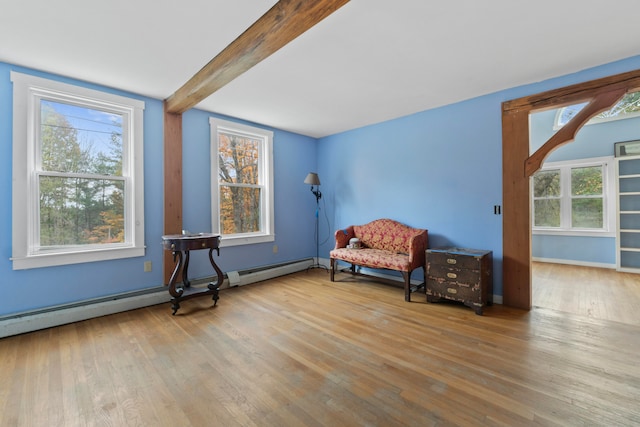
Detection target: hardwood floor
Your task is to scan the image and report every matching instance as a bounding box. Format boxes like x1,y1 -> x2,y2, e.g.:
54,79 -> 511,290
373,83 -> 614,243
1,270 -> 639,426
533,261 -> 640,326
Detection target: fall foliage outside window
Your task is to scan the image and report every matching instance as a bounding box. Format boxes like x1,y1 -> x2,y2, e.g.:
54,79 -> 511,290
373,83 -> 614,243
210,118 -> 274,246
218,132 -> 261,235
11,72 -> 145,269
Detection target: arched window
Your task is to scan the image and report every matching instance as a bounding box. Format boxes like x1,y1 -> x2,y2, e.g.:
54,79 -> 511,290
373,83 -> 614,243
554,91 -> 640,128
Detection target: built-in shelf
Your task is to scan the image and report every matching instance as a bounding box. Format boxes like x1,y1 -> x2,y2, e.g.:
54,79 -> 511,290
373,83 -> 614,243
616,156 -> 640,272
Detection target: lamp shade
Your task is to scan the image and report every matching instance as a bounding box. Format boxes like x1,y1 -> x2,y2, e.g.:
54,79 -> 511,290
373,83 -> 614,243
304,172 -> 321,186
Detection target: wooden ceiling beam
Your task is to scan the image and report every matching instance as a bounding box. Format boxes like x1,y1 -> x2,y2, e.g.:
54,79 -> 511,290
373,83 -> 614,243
165,0 -> 350,114
162,0 -> 348,283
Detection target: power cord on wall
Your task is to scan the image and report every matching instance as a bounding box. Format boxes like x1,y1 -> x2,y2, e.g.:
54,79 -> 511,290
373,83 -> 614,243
318,195 -> 331,247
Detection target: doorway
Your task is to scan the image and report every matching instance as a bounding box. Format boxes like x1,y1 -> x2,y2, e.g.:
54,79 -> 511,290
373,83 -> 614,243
501,68 -> 640,309
528,94 -> 640,322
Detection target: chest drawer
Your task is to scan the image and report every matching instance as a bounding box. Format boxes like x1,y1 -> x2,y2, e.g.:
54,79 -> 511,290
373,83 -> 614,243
426,264 -> 480,284
427,276 -> 479,296
425,247 -> 493,315
427,251 -> 482,270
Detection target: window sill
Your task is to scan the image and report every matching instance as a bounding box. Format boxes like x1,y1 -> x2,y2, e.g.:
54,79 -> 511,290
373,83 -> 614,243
12,246 -> 146,270
532,229 -> 615,238
219,234 -> 275,247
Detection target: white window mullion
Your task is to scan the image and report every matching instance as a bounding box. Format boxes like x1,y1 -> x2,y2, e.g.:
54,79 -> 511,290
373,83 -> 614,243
563,167 -> 573,229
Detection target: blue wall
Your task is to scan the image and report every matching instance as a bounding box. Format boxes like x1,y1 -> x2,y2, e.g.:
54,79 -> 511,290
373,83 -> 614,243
317,55 -> 640,297
529,102 -> 640,265
317,95 -> 505,294
0,62 -> 318,316
178,108 -> 318,280
3,54 -> 640,316
532,234 -> 617,265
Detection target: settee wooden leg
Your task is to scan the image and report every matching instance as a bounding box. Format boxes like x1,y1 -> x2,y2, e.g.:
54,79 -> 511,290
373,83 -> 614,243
403,271 -> 411,302
330,258 -> 335,282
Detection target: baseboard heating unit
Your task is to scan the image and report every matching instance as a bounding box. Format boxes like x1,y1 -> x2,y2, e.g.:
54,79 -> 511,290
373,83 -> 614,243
0,258 -> 314,339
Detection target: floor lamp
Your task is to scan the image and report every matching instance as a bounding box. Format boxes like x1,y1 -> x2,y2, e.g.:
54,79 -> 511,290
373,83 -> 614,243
304,172 -> 328,271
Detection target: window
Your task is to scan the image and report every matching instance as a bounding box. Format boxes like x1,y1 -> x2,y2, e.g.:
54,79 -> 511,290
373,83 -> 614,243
11,72 -> 145,269
210,118 -> 274,246
555,91 -> 640,129
532,157 -> 615,236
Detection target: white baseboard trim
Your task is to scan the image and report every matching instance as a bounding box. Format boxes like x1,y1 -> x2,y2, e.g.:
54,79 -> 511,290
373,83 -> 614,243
0,258 -> 314,339
532,257 -> 616,269
0,289 -> 168,339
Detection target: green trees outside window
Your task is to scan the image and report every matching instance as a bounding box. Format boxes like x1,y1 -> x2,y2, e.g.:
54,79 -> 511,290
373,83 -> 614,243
533,169 -> 560,227
533,164 -> 604,230
571,166 -> 603,229
39,100 -> 125,247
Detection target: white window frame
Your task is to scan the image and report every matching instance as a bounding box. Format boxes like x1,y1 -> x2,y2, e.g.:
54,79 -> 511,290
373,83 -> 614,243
11,72 -> 145,269
532,156 -> 615,237
209,118 -> 274,247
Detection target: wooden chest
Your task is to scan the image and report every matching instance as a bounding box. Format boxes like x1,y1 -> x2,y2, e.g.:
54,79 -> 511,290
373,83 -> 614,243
425,247 -> 493,315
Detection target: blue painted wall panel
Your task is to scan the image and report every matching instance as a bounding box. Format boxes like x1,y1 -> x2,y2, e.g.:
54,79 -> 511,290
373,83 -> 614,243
317,55 -> 640,297
0,63 -> 167,314
317,95 -> 505,294
0,62 -> 318,316
532,235 -> 616,265
3,54 -> 640,315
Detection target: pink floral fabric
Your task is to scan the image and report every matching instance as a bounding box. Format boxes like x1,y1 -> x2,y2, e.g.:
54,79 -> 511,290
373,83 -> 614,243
330,219 -> 428,272
330,248 -> 412,271
354,219 -> 416,253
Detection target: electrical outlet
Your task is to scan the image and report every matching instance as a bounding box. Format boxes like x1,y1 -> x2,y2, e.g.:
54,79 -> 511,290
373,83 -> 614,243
144,261 -> 152,272
273,244 -> 278,254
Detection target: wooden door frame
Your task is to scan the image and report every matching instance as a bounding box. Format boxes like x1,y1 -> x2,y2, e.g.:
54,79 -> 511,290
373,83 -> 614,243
501,68 -> 640,309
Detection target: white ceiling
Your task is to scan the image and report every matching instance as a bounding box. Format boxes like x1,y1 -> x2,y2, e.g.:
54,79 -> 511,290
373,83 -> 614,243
2,0 -> 640,138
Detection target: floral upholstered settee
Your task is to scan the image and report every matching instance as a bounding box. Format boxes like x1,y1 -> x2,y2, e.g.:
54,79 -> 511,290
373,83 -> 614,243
329,218 -> 428,301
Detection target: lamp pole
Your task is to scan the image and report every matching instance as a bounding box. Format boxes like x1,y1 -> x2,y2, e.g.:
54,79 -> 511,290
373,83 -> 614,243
304,171 -> 328,271
315,194 -> 320,266
309,185 -> 326,270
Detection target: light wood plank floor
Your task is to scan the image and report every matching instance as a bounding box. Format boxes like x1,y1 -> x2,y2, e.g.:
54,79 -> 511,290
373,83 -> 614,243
533,262 -> 640,326
1,270 -> 639,426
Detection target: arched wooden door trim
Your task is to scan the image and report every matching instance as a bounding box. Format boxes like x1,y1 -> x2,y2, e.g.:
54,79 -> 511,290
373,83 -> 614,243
501,68 -> 640,309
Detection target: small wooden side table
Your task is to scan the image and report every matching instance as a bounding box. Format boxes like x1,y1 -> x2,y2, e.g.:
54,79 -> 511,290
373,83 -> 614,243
162,233 -> 223,315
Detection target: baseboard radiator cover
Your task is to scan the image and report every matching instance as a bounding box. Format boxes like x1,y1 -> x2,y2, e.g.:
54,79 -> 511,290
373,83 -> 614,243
0,258 -> 314,339
0,287 -> 168,339
220,258 -> 314,289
